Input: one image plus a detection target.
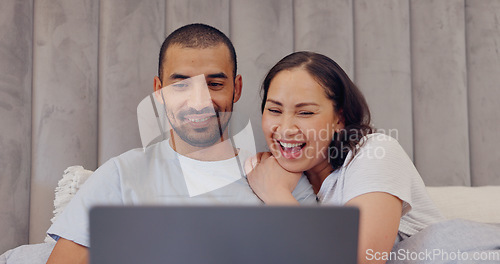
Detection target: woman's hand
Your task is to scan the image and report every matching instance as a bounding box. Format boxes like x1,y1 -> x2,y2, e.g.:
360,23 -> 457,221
245,152 -> 302,205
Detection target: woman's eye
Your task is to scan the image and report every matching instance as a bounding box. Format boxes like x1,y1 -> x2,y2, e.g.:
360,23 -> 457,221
267,108 -> 281,114
299,111 -> 314,116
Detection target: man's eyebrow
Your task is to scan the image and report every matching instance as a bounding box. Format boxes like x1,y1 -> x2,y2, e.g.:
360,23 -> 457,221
169,73 -> 228,80
206,72 -> 228,79
169,73 -> 190,80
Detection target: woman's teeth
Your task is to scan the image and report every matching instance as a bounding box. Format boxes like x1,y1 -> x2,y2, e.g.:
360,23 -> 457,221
277,140 -> 305,159
279,141 -> 304,148
278,141 -> 306,152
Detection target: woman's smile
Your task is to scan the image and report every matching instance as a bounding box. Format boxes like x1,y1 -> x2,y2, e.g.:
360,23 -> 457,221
275,139 -> 307,159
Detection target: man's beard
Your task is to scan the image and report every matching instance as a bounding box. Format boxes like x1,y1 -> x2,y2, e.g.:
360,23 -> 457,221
169,106 -> 233,148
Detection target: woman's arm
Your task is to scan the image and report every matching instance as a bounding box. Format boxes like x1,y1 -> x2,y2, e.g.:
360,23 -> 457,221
46,238 -> 88,264
245,152 -> 301,205
345,192 -> 402,264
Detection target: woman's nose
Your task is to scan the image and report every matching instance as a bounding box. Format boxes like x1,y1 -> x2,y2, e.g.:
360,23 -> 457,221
276,115 -> 299,137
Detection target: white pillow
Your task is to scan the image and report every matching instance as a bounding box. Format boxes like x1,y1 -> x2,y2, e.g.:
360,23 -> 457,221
44,166 -> 93,242
426,186 -> 500,224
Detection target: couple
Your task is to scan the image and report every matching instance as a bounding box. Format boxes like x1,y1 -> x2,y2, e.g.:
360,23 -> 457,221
47,23 -> 443,263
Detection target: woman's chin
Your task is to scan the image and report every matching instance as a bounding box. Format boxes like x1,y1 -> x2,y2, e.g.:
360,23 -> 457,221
274,157 -> 307,174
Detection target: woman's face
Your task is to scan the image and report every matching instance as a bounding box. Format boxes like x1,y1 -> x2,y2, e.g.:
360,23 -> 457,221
262,68 -> 343,174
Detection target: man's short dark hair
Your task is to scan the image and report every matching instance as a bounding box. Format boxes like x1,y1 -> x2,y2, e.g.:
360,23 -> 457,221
158,23 -> 237,81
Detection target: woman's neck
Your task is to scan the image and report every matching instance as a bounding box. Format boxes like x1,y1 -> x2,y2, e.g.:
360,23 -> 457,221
305,161 -> 333,194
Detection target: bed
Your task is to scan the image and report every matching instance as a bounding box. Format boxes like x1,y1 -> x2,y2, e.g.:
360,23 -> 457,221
2,166 -> 500,264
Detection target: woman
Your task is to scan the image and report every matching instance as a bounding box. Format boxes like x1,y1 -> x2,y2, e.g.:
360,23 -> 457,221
246,51 -> 444,264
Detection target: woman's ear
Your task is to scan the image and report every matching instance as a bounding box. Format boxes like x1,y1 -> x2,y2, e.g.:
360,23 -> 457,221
336,109 -> 345,131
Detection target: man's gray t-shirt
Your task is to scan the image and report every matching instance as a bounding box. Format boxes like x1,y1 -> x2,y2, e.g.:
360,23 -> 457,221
47,140 -> 316,247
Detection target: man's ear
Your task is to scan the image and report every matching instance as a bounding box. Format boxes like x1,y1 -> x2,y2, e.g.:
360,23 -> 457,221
154,76 -> 162,92
153,76 -> 165,104
233,74 -> 242,103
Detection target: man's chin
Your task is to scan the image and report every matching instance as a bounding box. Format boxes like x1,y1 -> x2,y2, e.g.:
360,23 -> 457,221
176,132 -> 222,148
170,120 -> 230,148
183,138 -> 220,148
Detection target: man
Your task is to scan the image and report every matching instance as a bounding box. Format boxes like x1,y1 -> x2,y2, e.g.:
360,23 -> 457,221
46,23 -> 315,263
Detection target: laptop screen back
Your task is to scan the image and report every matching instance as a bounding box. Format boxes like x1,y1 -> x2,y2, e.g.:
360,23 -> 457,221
89,205 -> 359,264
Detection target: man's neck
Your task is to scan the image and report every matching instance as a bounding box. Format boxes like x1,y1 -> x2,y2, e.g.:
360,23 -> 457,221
169,133 -> 238,161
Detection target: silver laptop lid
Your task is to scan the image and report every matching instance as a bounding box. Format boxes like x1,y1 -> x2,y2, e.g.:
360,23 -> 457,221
90,205 -> 359,264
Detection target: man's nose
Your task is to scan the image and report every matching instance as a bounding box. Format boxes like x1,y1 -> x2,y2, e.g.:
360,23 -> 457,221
187,81 -> 212,111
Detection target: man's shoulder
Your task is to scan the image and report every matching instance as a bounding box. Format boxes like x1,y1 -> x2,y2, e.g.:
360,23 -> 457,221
292,175 -> 317,204
114,140 -> 173,162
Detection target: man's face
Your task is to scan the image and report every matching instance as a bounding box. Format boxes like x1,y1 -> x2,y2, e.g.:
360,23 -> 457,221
155,44 -> 242,148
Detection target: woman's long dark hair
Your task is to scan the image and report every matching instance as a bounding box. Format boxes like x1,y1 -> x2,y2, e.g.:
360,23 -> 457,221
261,51 -> 374,171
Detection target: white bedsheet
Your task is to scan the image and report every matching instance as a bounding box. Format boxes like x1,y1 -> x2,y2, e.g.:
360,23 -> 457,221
0,242 -> 55,264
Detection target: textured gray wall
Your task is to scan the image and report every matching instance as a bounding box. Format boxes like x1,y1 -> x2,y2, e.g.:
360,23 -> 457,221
0,0 -> 32,254
295,0 -> 354,78
98,0 -> 164,164
466,0 -> 500,186
1,0 -> 500,252
30,0 -> 100,244
411,0 -> 470,186
354,0 -> 413,160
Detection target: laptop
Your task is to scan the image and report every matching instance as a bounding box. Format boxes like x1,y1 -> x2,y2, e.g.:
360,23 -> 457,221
89,205 -> 359,264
